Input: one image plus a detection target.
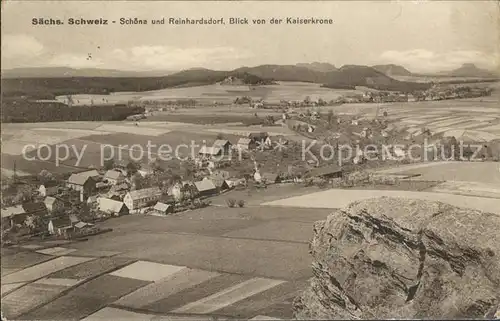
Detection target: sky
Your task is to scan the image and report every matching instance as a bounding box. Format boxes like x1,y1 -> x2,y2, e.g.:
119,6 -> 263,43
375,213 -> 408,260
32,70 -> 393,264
1,0 -> 499,73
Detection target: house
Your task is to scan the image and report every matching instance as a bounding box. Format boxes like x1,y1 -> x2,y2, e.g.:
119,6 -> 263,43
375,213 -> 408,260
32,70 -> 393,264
1,205 -> 27,228
168,181 -> 195,202
152,202 -> 173,216
307,165 -> 343,180
212,140 -> 232,155
98,197 -> 129,216
194,179 -> 218,197
48,216 -> 74,238
261,173 -> 280,184
44,196 -> 64,212
209,170 -> 231,189
67,173 -> 96,195
110,182 -> 129,194
76,169 -> 101,180
123,187 -> 162,211
236,138 -> 255,151
137,164 -> 155,177
38,181 -> 59,197
104,170 -> 125,185
73,221 -> 94,230
224,178 -> 246,189
198,146 -> 222,158
86,195 -> 98,206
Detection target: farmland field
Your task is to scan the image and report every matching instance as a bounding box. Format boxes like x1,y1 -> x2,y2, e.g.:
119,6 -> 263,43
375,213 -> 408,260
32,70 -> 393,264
263,187 -> 500,214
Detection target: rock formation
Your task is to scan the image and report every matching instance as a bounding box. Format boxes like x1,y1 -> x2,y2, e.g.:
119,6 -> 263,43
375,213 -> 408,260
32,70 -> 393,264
294,197 -> 500,319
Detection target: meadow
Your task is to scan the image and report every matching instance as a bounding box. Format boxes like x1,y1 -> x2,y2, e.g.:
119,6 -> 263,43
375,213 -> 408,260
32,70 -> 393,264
53,81 -> 366,106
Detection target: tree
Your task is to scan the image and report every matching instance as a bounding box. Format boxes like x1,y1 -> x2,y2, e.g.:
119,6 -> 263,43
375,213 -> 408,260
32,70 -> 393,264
181,160 -> 196,181
216,133 -> 224,140
38,169 -> 52,179
65,95 -> 74,107
226,198 -> 236,208
327,110 -> 335,124
103,159 -> 115,171
304,96 -> 311,105
126,161 -> 140,176
149,159 -> 164,174
131,173 -> 146,190
24,215 -> 43,233
13,189 -> 33,204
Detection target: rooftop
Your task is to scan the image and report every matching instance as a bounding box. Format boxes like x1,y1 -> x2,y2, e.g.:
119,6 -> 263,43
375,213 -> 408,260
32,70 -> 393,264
127,187 -> 162,200
98,197 -> 126,213
1,205 -> 26,218
105,170 -> 124,180
68,173 -> 94,186
44,196 -> 58,206
22,202 -> 48,215
194,179 -> 217,192
153,202 -> 172,212
213,139 -> 231,147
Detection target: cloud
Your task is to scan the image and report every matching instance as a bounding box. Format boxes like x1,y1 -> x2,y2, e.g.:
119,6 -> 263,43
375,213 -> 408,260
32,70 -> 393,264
378,49 -> 499,72
48,53 -> 105,69
2,34 -> 45,59
111,45 -> 252,70
42,45 -> 252,70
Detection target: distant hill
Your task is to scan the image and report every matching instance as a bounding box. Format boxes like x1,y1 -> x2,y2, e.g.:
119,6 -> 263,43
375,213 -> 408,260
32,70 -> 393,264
372,64 -> 412,76
2,64 -> 432,99
296,62 -> 338,72
445,63 -> 498,78
1,67 -> 176,78
322,65 -> 429,91
234,64 -> 326,83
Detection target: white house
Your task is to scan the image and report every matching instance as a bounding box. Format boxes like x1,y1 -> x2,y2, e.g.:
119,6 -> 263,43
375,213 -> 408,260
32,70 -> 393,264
194,179 -> 217,197
66,172 -> 97,194
168,181 -> 195,202
152,202 -> 173,216
98,197 -> 129,216
123,187 -> 162,211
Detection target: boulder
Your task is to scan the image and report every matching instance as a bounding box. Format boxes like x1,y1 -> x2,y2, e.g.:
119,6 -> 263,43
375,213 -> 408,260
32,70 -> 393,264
294,197 -> 500,319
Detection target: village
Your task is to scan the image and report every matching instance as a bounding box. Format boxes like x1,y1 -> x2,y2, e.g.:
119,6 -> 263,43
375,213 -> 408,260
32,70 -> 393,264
0,128 -> 334,245
230,83 -> 494,109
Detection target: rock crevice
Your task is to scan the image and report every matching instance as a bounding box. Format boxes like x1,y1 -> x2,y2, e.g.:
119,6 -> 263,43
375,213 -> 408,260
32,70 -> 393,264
294,197 -> 500,319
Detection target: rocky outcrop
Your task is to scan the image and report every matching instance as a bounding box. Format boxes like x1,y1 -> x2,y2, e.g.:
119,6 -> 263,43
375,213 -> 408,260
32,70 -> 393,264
294,197 -> 500,319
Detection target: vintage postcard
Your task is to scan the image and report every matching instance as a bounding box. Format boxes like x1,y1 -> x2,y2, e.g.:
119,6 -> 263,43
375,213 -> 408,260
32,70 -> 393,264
1,0 -> 499,319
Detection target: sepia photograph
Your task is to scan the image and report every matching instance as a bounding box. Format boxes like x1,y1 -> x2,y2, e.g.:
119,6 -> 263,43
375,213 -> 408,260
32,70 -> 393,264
1,0 -> 499,319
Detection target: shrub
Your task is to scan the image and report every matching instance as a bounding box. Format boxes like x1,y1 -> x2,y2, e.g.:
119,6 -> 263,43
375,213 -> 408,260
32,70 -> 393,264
226,198 -> 236,208
317,180 -> 328,189
237,200 -> 245,208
